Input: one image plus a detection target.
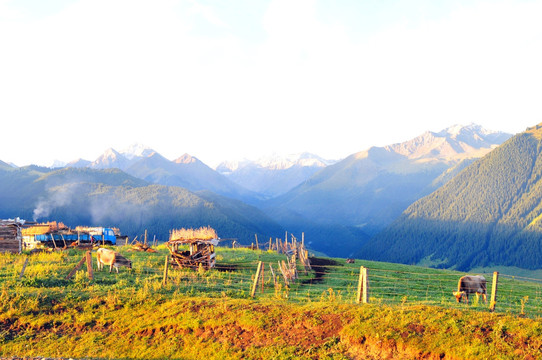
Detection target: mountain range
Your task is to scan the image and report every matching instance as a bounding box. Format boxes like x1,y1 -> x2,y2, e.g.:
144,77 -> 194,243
1,123 -> 519,264
262,124 -> 511,241
65,147 -> 260,203
61,147 -> 334,204
216,153 -> 335,199
360,124 -> 542,271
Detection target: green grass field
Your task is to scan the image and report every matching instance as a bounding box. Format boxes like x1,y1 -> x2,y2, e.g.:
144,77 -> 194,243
1,246 -> 542,359
2,245 -> 542,315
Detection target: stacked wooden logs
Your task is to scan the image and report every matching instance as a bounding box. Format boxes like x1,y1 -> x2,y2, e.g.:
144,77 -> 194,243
0,223 -> 21,253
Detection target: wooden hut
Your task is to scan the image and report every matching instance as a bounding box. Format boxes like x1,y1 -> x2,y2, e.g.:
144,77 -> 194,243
167,227 -> 219,270
0,219 -> 23,253
21,223 -> 54,250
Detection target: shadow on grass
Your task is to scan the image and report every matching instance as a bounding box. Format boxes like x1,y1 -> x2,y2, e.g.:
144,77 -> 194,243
302,257 -> 341,284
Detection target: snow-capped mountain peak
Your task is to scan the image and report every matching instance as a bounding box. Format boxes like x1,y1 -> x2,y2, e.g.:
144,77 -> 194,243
50,160 -> 67,168
90,148 -> 128,169
216,153 -> 334,174
103,148 -> 121,158
121,143 -> 155,160
214,152 -> 336,198
215,159 -> 250,173
387,124 -> 511,161
174,153 -> 198,165
255,153 -> 333,170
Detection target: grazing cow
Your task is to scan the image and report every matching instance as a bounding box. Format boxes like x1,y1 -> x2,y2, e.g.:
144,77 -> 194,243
453,275 -> 487,304
96,248 -> 132,273
346,258 -> 355,264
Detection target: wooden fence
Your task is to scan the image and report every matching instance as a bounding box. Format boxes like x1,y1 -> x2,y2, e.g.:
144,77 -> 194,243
5,248 -> 542,317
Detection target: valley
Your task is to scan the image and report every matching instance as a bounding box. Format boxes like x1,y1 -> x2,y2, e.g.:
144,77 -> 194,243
0,123 -> 518,271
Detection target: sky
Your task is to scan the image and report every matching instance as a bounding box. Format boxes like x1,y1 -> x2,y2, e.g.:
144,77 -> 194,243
1,0 -> 541,168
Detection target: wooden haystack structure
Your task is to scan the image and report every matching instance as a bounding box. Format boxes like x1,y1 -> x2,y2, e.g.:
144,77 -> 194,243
0,219 -> 23,253
167,226 -> 219,270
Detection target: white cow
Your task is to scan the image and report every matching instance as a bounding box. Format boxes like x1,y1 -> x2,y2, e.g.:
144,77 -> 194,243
96,248 -> 132,273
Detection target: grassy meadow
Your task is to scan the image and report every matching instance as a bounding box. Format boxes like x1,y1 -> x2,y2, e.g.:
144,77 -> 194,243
1,245 -> 542,359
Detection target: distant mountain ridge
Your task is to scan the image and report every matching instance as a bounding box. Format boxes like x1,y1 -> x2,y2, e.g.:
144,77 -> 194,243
217,152 -> 333,173
58,147 -> 337,202
54,145 -> 262,203
361,123 -> 542,271
217,153 -> 336,198
386,123 -> 510,162
263,124 -> 512,241
89,144 -> 159,170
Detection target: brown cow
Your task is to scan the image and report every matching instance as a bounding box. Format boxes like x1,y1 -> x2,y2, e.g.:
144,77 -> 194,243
96,248 -> 132,273
453,275 -> 487,304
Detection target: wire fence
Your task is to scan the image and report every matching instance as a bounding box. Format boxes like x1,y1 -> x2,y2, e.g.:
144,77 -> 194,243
2,249 -> 542,318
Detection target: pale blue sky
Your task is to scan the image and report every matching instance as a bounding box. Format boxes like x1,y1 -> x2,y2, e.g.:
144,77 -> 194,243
1,0 -> 541,167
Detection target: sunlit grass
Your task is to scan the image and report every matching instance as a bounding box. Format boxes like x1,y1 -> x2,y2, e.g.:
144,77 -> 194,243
2,247 -> 542,359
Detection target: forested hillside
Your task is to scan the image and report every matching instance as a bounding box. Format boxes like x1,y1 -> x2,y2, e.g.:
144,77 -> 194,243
0,166 -> 283,243
362,125 -> 542,270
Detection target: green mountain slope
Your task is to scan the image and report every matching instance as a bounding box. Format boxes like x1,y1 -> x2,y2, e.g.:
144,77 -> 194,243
361,124 -> 542,270
0,166 -> 283,243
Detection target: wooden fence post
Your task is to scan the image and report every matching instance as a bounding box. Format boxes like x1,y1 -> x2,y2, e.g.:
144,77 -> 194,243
269,263 -> 277,286
60,234 -> 67,248
362,267 -> 369,304
19,257 -> 29,280
356,266 -> 369,304
255,234 -> 259,250
162,255 -> 169,286
356,266 -> 363,303
278,260 -> 290,285
85,251 -> 93,280
251,261 -> 264,297
260,262 -> 265,293
490,271 -> 499,312
50,234 -> 57,249
67,254 -> 87,279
